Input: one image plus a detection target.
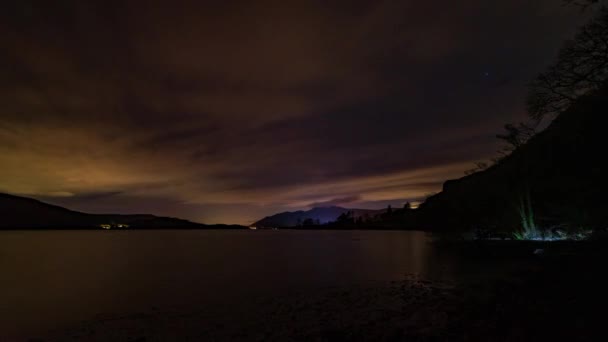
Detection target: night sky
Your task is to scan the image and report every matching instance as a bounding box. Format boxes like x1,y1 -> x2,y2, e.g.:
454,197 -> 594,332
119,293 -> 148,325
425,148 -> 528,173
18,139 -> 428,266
0,1 -> 589,224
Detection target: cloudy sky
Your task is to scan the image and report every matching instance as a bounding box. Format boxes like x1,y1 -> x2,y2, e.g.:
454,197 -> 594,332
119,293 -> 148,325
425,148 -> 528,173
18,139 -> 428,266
0,0 -> 591,224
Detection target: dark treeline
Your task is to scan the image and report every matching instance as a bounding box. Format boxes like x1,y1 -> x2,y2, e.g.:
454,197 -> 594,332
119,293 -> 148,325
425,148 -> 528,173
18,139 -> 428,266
321,203 -> 421,230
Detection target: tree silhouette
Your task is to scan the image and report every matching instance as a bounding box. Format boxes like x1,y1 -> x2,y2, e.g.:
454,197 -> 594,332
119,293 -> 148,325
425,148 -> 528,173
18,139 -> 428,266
337,211 -> 354,224
497,122 -> 537,150
465,161 -> 489,175
496,121 -> 538,157
527,7 -> 608,120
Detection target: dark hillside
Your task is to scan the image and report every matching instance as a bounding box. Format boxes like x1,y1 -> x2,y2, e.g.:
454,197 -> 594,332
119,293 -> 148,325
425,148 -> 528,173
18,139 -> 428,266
416,86 -> 608,232
0,193 -> 243,229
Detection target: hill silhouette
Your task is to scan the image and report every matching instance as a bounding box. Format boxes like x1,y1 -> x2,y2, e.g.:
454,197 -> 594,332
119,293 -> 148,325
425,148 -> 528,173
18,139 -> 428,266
0,193 -> 245,229
412,84 -> 608,232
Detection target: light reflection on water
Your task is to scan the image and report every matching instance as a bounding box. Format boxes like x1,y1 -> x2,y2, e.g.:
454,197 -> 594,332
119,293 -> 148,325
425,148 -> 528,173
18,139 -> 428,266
0,230 -> 451,339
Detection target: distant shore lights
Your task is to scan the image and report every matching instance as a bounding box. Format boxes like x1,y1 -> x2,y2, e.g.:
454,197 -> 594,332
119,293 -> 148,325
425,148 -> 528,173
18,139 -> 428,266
99,223 -> 130,230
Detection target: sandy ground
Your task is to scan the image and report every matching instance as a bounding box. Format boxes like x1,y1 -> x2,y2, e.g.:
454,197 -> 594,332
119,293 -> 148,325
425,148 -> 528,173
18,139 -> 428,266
25,241 -> 608,341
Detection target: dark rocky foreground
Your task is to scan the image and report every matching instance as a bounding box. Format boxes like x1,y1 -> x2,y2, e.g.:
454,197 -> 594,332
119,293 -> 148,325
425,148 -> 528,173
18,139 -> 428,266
32,241 -> 608,342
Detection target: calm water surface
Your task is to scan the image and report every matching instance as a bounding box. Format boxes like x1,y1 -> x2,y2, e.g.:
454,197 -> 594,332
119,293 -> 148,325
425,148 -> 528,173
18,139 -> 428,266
0,230 -> 454,339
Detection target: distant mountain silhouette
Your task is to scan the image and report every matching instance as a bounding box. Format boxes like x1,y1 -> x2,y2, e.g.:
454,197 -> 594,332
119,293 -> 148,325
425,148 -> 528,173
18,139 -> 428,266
0,193 -> 245,229
252,206 -> 384,228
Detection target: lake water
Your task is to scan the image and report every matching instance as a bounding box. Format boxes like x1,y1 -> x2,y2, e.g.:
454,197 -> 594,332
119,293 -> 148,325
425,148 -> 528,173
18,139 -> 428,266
0,230 -> 456,339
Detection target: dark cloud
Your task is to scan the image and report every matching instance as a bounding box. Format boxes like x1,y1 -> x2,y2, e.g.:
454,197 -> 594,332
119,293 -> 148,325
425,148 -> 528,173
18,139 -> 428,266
0,0 -> 592,223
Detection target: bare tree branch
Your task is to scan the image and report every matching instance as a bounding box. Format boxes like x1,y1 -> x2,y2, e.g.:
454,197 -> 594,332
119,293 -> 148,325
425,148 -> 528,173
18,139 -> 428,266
528,7 -> 608,119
